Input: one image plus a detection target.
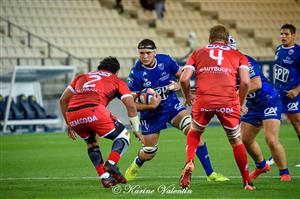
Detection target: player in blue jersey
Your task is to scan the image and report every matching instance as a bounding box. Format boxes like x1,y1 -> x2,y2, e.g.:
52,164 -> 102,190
125,39 -> 229,182
273,24 -> 300,167
228,36 -> 291,181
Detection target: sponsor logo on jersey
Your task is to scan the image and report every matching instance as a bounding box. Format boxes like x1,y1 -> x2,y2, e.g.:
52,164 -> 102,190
264,107 -> 277,116
249,65 -> 255,77
143,81 -> 151,87
159,73 -> 169,81
206,44 -> 230,50
199,66 -> 232,74
153,86 -> 169,100
282,56 -> 294,64
70,115 -> 98,127
274,64 -> 289,82
200,107 -> 233,113
287,102 -> 299,111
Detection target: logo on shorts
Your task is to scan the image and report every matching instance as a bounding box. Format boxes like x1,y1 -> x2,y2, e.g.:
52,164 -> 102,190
264,107 -> 277,116
141,120 -> 150,131
200,107 -> 233,113
175,103 -> 185,111
287,102 -> 299,111
70,115 -> 98,127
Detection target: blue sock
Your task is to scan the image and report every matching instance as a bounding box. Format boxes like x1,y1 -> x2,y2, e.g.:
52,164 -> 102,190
279,169 -> 289,176
196,143 -> 214,176
255,160 -> 266,169
135,156 -> 144,167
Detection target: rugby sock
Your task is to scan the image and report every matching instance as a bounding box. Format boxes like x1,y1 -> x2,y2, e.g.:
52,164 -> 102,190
279,168 -> 289,176
232,143 -> 250,183
186,129 -> 201,162
107,151 -> 121,165
135,156 -> 145,167
196,143 -> 214,176
96,164 -> 105,176
88,146 -> 104,176
298,135 -> 300,142
255,159 -> 266,169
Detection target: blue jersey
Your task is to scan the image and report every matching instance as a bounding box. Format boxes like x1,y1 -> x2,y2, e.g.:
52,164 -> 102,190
246,55 -> 279,108
241,56 -> 282,124
127,54 -> 186,134
274,44 -> 300,97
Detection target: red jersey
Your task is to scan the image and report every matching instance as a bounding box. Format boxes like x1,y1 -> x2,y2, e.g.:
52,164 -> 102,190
67,70 -> 131,108
186,43 -> 249,108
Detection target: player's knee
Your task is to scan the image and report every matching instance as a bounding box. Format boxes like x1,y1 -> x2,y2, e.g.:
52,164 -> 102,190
112,129 -> 130,156
140,145 -> 158,160
265,136 -> 278,148
85,131 -> 97,144
225,125 -> 241,143
179,115 -> 191,133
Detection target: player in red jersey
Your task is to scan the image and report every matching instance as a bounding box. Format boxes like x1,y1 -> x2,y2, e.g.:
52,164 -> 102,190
179,25 -> 254,190
59,56 -> 143,188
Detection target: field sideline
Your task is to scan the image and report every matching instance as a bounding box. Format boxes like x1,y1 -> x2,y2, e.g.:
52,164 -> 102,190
0,124 -> 299,199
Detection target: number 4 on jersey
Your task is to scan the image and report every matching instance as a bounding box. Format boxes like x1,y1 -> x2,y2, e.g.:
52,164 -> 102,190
209,49 -> 223,65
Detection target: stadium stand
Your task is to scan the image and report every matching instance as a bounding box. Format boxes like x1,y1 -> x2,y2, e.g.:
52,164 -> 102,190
1,0 -> 189,77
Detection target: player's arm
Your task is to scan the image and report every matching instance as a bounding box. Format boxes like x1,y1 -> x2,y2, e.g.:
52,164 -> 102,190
59,87 -> 77,140
287,83 -> 300,98
121,95 -> 144,144
249,76 -> 262,93
167,57 -> 183,91
180,66 -> 194,106
238,67 -> 250,106
132,92 -> 161,111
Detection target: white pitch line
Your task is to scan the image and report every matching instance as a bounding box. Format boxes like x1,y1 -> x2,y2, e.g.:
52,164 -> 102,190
0,175 -> 299,181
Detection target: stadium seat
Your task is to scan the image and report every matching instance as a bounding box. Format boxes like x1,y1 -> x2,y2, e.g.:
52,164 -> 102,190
28,95 -> 57,119
16,94 -> 36,119
4,96 -> 25,120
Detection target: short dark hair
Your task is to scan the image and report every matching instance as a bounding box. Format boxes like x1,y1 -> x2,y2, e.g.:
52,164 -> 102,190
97,56 -> 120,74
209,25 -> 229,42
137,39 -> 157,50
281,24 -> 296,34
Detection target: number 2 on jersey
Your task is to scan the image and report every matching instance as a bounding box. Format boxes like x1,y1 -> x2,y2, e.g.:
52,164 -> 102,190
83,75 -> 102,88
209,49 -> 223,65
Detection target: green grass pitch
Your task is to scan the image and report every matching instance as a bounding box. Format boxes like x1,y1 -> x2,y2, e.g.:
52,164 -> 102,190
0,124 -> 299,199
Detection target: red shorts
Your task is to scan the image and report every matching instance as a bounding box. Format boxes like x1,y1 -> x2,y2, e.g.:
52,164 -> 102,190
66,104 -> 117,139
192,104 -> 240,129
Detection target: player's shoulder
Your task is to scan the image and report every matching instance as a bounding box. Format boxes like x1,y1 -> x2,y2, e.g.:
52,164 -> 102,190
275,45 -> 283,52
156,53 -> 174,62
294,43 -> 300,50
228,48 -> 246,59
131,60 -> 143,72
245,55 -> 256,63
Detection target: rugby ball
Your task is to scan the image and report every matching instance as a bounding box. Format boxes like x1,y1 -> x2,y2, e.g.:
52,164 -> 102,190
138,88 -> 156,104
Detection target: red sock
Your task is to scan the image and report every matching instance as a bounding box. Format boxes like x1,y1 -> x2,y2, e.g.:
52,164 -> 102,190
232,143 -> 250,183
108,151 -> 121,164
95,164 -> 104,176
186,129 -> 201,162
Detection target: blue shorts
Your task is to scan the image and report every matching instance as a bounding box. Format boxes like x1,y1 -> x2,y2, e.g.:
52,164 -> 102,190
281,94 -> 300,114
140,97 -> 186,135
241,98 -> 282,125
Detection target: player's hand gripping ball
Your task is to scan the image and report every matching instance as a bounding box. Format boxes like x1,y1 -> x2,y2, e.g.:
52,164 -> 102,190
138,88 -> 156,104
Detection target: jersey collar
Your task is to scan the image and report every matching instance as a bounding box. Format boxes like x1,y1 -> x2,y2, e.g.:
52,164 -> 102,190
142,58 -> 157,70
281,44 -> 295,49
